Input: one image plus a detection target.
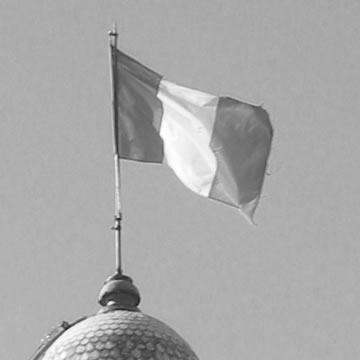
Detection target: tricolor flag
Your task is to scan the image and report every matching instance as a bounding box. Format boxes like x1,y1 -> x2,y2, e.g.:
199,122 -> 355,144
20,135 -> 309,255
113,47 -> 273,222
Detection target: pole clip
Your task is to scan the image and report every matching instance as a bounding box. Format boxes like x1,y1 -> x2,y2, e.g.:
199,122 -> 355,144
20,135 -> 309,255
111,215 -> 122,231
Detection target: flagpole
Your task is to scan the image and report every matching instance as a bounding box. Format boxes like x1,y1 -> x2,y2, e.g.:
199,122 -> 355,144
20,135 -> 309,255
108,25 -> 123,275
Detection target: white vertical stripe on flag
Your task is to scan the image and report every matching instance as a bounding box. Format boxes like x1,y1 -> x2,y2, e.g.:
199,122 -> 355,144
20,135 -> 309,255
157,80 -> 219,197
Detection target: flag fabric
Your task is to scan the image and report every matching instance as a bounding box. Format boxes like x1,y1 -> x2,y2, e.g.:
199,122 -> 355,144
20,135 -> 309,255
113,47 -> 273,222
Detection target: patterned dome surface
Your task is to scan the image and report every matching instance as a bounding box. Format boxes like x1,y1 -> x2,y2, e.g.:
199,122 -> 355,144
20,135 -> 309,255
43,310 -> 199,360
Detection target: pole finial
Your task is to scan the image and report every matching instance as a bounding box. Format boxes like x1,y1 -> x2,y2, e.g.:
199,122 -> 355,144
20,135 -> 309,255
108,23 -> 118,44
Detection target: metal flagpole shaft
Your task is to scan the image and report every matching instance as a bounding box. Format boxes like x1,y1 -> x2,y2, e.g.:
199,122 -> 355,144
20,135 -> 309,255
108,25 -> 122,275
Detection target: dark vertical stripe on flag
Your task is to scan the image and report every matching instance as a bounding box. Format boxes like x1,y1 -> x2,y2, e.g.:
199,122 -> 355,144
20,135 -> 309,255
114,48 -> 164,162
209,97 -> 273,215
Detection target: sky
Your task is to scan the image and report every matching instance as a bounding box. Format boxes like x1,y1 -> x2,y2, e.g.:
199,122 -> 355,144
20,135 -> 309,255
1,1 -> 360,359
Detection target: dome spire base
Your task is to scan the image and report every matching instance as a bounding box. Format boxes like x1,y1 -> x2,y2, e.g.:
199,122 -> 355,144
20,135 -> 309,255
98,272 -> 141,312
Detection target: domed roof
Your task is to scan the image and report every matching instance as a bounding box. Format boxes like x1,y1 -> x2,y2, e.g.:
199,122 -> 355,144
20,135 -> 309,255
36,274 -> 199,360
42,310 -> 199,360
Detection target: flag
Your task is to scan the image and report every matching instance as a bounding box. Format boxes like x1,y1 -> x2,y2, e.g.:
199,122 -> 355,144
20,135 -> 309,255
112,47 -> 273,222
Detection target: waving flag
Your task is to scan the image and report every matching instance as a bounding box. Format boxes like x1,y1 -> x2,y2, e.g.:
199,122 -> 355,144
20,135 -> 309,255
112,47 -> 273,222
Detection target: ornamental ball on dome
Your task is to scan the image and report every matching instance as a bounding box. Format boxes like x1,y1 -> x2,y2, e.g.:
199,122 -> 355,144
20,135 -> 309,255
40,274 -> 199,360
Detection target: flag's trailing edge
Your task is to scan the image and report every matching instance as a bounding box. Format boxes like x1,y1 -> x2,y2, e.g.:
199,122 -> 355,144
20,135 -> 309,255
113,47 -> 273,223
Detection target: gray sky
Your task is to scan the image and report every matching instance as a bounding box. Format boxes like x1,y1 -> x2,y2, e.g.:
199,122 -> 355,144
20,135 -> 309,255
1,1 -> 360,359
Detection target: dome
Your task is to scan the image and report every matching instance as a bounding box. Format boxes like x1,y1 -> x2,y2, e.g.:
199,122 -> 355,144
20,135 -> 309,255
38,275 -> 199,360
42,310 -> 199,360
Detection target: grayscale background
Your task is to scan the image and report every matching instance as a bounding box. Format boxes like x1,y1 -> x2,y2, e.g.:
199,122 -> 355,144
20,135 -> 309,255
1,1 -> 360,359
